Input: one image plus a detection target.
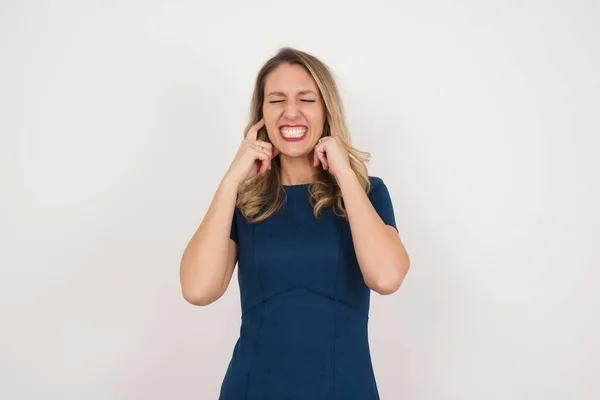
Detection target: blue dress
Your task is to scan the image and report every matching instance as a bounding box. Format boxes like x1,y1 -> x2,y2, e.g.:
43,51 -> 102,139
219,176 -> 397,400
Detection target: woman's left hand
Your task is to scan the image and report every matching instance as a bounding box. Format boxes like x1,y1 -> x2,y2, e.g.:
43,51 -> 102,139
313,120 -> 353,178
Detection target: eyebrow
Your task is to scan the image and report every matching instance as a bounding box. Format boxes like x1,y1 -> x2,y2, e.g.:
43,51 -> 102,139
266,90 -> 318,96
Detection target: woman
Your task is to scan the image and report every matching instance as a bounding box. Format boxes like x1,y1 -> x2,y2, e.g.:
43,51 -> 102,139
180,47 -> 410,400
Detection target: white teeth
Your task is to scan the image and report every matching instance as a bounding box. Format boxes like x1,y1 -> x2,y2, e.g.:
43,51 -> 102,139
280,128 -> 307,138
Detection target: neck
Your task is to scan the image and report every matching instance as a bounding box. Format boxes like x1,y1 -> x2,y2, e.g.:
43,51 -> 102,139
278,153 -> 319,186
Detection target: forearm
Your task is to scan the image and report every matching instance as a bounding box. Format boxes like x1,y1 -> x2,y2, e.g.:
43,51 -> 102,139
179,177 -> 238,302
337,171 -> 410,294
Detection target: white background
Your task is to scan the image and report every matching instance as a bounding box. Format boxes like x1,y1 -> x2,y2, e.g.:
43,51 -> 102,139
1,0 -> 599,399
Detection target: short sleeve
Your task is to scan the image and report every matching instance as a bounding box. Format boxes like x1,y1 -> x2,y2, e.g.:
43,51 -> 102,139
229,207 -> 238,244
368,176 -> 398,231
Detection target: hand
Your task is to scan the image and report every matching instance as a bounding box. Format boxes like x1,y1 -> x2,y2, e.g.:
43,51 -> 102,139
313,119 -> 352,179
225,119 -> 279,186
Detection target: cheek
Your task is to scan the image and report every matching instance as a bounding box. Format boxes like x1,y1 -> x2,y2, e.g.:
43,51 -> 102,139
307,112 -> 325,133
261,106 -> 276,138
266,124 -> 279,142
305,107 -> 325,124
262,105 -> 280,122
267,127 -> 278,142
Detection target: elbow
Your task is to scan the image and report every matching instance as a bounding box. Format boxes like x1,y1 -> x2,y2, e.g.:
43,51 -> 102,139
180,259 -> 224,306
181,286 -> 221,306
183,294 -> 213,307
371,278 -> 402,295
369,260 -> 410,296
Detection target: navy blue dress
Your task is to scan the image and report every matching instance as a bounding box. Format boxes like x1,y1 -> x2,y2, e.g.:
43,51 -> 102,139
219,176 -> 397,400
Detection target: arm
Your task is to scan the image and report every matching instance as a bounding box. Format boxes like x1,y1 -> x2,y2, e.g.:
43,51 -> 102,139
180,118 -> 274,306
179,177 -> 239,306
337,171 -> 410,295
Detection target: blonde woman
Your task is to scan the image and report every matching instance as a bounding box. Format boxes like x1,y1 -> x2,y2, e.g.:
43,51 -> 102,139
180,47 -> 410,400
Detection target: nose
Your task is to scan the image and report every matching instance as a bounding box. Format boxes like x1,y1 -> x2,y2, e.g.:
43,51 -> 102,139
283,101 -> 300,118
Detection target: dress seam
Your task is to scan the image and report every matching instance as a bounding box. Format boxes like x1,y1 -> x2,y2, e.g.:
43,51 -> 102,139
244,223 -> 266,400
253,223 -> 266,303
240,287 -> 369,319
332,221 -> 344,400
244,304 -> 265,400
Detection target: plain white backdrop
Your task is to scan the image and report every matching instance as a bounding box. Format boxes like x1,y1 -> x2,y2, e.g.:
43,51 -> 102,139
1,0 -> 599,399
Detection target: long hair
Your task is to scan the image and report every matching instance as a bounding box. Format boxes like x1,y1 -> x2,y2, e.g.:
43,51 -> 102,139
237,47 -> 371,223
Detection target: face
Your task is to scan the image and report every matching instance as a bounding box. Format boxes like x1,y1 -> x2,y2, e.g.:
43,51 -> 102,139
262,63 -> 326,158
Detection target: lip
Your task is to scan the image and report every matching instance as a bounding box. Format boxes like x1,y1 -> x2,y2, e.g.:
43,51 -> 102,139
279,124 -> 308,129
279,125 -> 308,142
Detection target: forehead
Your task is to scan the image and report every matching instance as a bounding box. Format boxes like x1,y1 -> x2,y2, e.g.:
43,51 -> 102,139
264,63 -> 318,94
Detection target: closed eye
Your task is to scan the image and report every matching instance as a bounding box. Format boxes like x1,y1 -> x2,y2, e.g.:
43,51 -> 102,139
269,99 -> 315,104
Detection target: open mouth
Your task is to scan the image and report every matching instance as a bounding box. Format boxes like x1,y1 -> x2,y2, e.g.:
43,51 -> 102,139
279,125 -> 308,142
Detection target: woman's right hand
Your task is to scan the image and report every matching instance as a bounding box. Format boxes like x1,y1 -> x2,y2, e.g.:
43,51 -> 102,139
224,119 -> 277,186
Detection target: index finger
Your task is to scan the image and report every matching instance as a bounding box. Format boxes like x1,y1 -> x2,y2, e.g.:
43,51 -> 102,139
246,118 -> 265,140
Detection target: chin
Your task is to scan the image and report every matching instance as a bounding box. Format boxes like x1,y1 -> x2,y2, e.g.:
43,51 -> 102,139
279,146 -> 312,158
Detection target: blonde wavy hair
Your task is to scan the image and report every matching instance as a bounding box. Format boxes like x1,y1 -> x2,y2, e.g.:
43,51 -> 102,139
237,47 -> 372,223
